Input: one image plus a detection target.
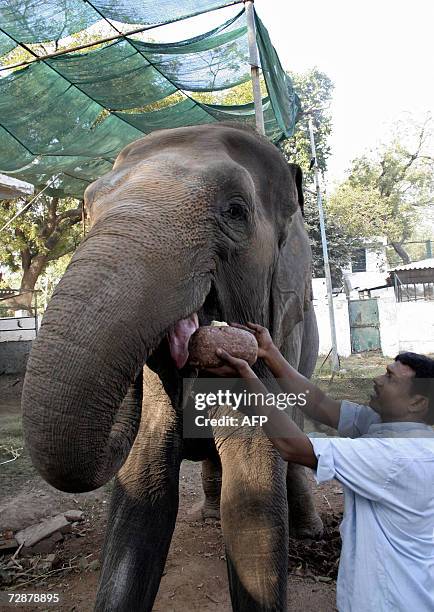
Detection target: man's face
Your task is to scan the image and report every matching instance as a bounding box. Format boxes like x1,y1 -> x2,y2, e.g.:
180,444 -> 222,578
369,361 -> 416,421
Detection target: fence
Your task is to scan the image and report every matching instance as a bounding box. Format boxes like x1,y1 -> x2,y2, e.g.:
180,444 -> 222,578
0,289 -> 40,374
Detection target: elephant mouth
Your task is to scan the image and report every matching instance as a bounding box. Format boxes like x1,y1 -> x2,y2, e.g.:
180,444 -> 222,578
167,282 -> 222,370
167,312 -> 199,369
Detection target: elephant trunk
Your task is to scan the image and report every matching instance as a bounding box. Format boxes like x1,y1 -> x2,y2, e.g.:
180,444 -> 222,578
22,205 -> 210,492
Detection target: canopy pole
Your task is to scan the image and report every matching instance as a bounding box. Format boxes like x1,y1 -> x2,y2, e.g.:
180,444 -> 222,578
308,117 -> 339,374
244,1 -> 265,135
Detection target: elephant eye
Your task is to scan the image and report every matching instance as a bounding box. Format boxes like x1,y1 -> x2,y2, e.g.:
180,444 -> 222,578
226,202 -> 246,220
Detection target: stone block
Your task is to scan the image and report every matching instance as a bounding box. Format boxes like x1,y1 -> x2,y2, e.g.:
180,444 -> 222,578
15,515 -> 70,547
64,510 -> 84,522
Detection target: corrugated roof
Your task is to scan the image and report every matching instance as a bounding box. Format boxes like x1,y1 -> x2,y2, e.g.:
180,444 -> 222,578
0,173 -> 34,199
343,271 -> 389,292
390,258 -> 434,272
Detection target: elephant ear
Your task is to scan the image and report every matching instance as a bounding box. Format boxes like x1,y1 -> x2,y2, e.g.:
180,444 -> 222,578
287,163 -> 304,215
270,165 -> 311,354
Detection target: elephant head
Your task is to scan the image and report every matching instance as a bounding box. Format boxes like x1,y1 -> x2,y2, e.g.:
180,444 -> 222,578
22,123 -> 313,494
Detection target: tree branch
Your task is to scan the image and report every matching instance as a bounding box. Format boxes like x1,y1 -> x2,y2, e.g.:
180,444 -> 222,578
47,244 -> 76,262
394,122 -> 427,184
390,241 -> 411,264
39,196 -> 59,240
44,231 -> 61,251
47,196 -> 59,219
58,207 -> 82,222
15,228 -> 32,271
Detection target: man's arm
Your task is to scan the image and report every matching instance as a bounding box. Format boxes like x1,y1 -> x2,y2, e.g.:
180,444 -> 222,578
262,404 -> 318,469
214,350 -> 318,469
264,345 -> 341,429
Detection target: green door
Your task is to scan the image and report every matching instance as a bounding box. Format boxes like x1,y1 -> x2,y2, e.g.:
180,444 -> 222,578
349,299 -> 381,353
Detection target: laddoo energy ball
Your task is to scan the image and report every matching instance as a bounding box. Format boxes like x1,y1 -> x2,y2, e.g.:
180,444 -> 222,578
188,321 -> 258,368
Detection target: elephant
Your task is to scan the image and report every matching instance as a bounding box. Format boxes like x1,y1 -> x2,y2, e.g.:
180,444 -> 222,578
22,123 -> 323,612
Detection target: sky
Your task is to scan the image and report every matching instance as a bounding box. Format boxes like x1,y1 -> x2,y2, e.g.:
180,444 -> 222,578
254,0 -> 434,185
158,0 -> 434,186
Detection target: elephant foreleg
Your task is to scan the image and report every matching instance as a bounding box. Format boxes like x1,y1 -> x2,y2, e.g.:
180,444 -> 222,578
215,420 -> 288,611
94,367 -> 182,612
286,462 -> 323,539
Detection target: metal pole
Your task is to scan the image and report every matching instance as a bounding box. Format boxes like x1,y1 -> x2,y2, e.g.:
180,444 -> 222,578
34,290 -> 38,335
308,117 -> 339,373
81,200 -> 86,237
43,275 -> 49,311
244,1 -> 265,135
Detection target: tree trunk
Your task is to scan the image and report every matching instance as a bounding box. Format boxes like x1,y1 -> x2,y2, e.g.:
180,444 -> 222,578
2,255 -> 48,313
19,255 -> 48,310
390,241 -> 411,265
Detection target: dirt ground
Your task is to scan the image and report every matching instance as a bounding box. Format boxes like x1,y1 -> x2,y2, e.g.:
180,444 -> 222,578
1,356 -> 387,611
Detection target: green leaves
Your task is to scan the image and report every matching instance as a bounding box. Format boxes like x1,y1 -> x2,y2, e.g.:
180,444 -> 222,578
276,68 -> 357,284
328,115 -> 434,263
0,190 -> 83,294
280,68 -> 333,175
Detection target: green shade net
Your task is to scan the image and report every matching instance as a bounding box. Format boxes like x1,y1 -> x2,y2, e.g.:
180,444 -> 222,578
0,1 -> 300,198
0,0 -> 239,55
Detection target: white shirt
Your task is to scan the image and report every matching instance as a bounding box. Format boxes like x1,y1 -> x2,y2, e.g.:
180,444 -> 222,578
309,401 -> 434,612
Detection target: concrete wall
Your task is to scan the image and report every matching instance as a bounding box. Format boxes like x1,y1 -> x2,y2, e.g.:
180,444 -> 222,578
395,302 -> 434,355
365,240 -> 388,273
0,340 -> 32,374
0,316 -> 39,374
377,298 -> 434,356
314,278 -> 434,357
312,280 -> 351,357
377,296 -> 399,357
0,316 -> 37,342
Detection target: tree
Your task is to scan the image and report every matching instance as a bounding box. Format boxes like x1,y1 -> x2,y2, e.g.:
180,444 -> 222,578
302,193 -> 363,284
281,68 -> 333,172
280,68 -> 360,283
328,115 -> 434,264
0,190 -> 83,310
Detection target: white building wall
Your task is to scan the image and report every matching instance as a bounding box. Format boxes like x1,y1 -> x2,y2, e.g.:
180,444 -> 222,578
365,237 -> 388,273
312,278 -> 327,301
377,297 -> 399,357
0,317 -> 39,342
370,297 -> 434,357
395,302 -> 434,354
312,282 -> 351,357
314,277 -> 434,357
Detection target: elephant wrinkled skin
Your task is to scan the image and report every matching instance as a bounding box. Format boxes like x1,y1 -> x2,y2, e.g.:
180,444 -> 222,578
22,124 -> 321,611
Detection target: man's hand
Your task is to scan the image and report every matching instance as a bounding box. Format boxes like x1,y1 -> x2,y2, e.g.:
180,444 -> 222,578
205,348 -> 258,379
202,322 -> 277,376
231,322 -> 276,361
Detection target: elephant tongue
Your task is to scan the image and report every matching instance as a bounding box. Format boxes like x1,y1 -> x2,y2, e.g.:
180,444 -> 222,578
167,313 -> 199,369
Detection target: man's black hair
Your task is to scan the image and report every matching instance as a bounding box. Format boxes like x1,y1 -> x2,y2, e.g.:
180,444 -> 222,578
395,352 -> 434,425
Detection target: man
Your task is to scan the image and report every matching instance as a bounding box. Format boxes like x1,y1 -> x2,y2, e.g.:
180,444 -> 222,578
209,323 -> 434,612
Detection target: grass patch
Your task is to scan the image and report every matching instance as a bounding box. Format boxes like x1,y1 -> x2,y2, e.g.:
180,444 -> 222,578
0,411 -> 37,494
313,351 -> 390,406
